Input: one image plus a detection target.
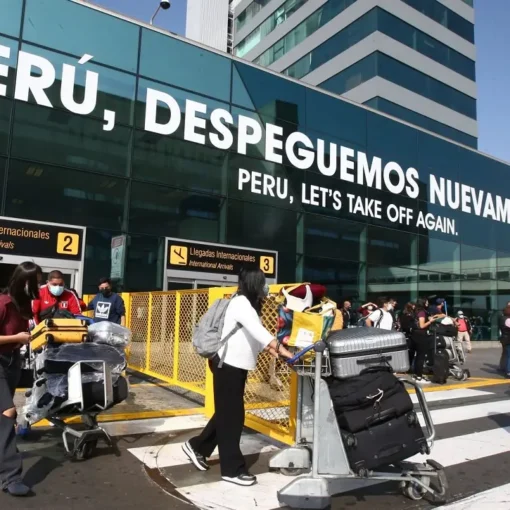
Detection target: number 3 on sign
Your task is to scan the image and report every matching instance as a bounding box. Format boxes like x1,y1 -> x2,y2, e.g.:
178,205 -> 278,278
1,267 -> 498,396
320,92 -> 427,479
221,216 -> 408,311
57,232 -> 79,256
260,256 -> 274,275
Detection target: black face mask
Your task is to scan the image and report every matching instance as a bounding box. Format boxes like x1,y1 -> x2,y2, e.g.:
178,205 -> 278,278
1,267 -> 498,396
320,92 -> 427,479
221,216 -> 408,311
100,288 -> 112,297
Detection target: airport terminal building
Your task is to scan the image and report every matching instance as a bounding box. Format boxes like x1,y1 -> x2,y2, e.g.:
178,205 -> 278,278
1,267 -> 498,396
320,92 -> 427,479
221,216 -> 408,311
1,0 -> 509,339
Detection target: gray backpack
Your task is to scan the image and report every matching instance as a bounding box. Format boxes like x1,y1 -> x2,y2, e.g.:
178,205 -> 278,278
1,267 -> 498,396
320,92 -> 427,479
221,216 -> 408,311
192,298 -> 242,367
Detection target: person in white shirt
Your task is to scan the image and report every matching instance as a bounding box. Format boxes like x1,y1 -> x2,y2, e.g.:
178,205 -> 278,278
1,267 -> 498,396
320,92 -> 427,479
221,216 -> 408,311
182,267 -> 293,487
366,296 -> 394,330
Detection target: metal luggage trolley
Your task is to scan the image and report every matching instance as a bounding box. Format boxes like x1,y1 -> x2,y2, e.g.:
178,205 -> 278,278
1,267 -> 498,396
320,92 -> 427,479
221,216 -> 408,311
269,342 -> 449,509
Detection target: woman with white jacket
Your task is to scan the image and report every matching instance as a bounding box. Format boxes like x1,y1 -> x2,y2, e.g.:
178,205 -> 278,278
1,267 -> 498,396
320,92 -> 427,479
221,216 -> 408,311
183,267 -> 293,486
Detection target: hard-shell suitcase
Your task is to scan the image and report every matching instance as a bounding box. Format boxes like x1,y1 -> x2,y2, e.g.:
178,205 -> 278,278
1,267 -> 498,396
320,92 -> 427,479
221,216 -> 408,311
327,368 -> 414,433
432,350 -> 449,384
342,411 -> 428,475
31,318 -> 89,351
326,328 -> 409,379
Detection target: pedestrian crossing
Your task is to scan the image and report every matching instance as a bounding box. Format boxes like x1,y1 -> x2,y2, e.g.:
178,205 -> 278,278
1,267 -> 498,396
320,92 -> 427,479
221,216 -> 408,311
126,386 -> 510,510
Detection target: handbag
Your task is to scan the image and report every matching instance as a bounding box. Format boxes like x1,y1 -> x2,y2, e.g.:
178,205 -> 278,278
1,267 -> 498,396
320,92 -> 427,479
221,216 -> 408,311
277,299 -> 336,348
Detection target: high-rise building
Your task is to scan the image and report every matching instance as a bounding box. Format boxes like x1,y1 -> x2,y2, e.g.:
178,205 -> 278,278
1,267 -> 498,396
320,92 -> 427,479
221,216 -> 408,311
233,0 -> 477,148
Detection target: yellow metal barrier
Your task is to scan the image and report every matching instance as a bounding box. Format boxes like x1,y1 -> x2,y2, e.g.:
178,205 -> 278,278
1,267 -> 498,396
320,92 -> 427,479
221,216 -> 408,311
86,286 -> 297,445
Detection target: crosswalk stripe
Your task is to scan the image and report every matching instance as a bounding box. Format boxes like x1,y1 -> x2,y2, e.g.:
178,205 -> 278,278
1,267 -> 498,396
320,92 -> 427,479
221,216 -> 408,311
417,399 -> 510,426
409,388 -> 491,404
433,482 -> 510,509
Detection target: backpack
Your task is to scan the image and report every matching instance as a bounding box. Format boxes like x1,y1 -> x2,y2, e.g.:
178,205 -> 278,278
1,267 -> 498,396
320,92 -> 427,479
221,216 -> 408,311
192,298 -> 242,367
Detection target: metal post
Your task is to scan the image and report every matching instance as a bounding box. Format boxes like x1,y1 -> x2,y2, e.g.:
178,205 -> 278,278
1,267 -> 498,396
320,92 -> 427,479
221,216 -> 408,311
150,5 -> 161,25
311,349 -> 322,478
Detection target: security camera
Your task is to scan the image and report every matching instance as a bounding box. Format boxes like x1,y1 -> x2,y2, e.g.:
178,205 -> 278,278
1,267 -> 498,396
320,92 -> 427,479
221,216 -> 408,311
160,0 -> 171,9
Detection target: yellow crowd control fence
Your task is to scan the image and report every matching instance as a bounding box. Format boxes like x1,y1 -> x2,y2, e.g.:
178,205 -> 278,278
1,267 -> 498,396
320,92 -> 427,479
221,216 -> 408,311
84,286 -> 297,445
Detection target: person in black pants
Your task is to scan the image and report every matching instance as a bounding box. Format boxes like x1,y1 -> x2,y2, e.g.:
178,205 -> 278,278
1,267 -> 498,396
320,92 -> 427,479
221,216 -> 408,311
411,298 -> 443,384
0,262 -> 41,497
183,268 -> 293,486
399,302 -> 416,370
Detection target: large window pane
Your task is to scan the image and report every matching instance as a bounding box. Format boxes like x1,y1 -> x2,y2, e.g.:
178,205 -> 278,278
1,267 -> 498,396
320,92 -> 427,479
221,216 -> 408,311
419,236 -> 460,275
140,29 -> 231,103
23,0 -> 139,72
0,157 -> 5,211
0,97 -> 12,155
367,265 -> 418,305
304,215 -> 364,262
303,257 -> 362,305
364,97 -> 477,149
226,199 -> 298,256
6,160 -> 128,230
129,181 -> 223,240
133,131 -> 228,194
125,235 -> 165,292
21,44 -> 136,126
0,36 -> 18,99
461,244 -> 496,280
232,61 -> 306,125
0,0 -> 22,38
11,102 -> 131,177
83,228 -> 123,294
305,89 -> 367,147
367,226 -> 417,268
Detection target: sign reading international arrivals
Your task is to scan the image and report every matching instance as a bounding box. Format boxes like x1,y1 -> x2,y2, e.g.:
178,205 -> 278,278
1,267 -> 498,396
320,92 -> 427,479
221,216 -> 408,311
166,239 -> 277,279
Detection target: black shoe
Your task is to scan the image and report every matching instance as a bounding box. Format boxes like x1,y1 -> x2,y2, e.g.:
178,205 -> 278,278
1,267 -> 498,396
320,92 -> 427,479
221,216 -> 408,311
222,473 -> 257,486
182,441 -> 209,471
3,481 -> 31,497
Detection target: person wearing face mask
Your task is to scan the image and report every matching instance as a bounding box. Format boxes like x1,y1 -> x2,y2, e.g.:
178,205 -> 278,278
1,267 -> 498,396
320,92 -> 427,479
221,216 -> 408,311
0,261 -> 41,496
365,296 -> 394,330
87,277 -> 126,326
32,270 -> 81,323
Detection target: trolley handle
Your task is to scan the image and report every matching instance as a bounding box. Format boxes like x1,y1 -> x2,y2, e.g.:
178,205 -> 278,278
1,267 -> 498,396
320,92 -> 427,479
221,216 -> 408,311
285,341 -> 327,365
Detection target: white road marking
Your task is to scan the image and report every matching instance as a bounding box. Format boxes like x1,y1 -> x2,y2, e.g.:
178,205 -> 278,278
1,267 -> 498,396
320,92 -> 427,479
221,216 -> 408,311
410,388 -> 491,404
434,482 -> 510,509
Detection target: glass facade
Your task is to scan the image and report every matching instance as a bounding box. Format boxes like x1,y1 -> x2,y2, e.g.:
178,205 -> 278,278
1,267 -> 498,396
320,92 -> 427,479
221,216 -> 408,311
284,8 -> 476,81
319,52 -> 477,119
0,0 -> 505,340
253,0 -> 474,67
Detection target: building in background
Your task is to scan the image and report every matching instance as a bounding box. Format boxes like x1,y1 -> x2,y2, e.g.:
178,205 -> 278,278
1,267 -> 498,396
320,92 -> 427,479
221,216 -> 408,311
233,0 -> 477,148
186,0 -> 241,53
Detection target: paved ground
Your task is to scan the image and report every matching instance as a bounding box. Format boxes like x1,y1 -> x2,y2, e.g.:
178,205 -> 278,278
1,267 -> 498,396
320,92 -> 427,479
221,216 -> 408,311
6,346 -> 510,509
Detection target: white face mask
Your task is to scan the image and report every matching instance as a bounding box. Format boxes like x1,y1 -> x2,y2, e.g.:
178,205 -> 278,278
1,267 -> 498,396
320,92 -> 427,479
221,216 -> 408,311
387,304 -> 394,311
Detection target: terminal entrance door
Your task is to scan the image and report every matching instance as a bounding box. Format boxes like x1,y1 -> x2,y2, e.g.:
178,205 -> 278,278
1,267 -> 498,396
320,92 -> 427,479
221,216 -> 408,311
0,217 -> 86,294
167,277 -> 229,291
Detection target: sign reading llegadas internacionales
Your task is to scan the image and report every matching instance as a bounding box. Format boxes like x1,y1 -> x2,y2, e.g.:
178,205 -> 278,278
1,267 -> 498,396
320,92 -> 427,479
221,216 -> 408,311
166,239 -> 277,279
0,217 -> 84,261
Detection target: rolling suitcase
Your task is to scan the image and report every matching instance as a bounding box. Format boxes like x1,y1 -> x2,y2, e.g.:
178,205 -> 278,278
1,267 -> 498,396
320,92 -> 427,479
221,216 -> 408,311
328,367 -> 414,433
342,411 -> 429,475
30,318 -> 89,351
327,328 -> 409,379
432,350 -> 449,384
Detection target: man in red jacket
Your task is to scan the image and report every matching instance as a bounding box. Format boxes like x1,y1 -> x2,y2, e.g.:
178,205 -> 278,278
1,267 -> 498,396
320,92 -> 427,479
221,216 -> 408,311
32,270 -> 82,323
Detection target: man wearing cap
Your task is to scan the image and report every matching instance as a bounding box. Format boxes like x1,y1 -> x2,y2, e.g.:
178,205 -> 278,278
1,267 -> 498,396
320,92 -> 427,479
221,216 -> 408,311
429,298 -> 446,316
455,311 -> 472,354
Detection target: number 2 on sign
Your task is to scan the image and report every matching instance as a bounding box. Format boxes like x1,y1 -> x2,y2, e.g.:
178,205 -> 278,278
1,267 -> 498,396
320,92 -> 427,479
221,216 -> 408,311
57,232 -> 79,256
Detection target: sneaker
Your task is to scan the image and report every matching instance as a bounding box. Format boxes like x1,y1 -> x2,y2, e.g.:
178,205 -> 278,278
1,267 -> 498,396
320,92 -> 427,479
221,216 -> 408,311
222,473 -> 257,486
182,441 -> 209,471
3,481 -> 31,497
412,376 -> 431,384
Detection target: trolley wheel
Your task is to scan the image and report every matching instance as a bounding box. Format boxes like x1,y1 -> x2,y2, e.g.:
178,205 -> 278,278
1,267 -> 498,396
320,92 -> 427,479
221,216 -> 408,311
403,476 -> 430,501
452,368 -> 465,381
279,467 -> 306,476
75,439 -> 98,461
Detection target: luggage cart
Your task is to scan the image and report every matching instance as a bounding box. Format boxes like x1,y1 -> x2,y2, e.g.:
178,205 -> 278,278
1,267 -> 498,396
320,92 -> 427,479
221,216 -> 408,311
24,360 -> 115,460
269,342 -> 448,509
444,336 -> 470,381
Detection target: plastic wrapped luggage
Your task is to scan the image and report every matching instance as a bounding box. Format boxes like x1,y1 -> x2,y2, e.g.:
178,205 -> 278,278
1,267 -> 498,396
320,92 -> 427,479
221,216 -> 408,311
342,411 -> 429,475
30,318 -> 89,351
88,321 -> 132,348
327,367 -> 414,433
326,328 -> 409,378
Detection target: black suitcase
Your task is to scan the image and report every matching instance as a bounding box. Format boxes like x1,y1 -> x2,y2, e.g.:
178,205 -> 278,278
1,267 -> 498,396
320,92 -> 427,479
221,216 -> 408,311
342,411 -> 429,475
432,350 -> 449,384
328,368 -> 414,433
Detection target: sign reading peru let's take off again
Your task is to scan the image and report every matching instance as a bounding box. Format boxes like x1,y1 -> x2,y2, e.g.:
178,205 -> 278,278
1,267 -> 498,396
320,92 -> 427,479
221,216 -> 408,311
3,45 -> 510,238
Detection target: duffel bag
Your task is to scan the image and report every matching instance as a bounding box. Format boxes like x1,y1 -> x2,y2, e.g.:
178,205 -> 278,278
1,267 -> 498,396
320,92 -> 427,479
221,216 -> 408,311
327,367 -> 414,433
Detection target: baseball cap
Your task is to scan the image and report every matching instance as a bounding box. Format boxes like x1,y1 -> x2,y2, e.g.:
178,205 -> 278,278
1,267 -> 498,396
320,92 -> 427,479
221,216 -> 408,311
436,298 -> 445,305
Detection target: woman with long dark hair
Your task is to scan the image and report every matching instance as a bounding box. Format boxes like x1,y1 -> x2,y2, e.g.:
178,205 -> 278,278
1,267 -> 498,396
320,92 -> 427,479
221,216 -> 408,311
499,306 -> 510,378
0,261 -> 40,496
183,267 -> 293,486
411,298 -> 437,384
